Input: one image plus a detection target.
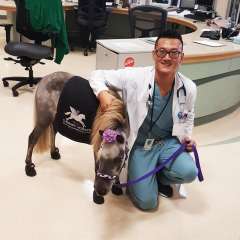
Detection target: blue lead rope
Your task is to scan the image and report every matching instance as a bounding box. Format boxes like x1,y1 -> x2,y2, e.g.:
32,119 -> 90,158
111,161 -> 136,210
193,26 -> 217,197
117,144 -> 204,188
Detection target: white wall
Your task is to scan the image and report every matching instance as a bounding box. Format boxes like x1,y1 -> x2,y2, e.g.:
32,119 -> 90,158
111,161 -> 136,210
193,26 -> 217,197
214,0 -> 230,18
0,10 -> 7,16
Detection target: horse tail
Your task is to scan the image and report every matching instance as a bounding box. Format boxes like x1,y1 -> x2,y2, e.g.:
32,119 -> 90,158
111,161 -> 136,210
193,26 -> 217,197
34,126 -> 51,153
33,98 -> 52,153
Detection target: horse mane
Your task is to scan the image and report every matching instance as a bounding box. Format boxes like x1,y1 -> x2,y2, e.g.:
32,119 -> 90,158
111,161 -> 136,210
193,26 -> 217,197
91,90 -> 127,155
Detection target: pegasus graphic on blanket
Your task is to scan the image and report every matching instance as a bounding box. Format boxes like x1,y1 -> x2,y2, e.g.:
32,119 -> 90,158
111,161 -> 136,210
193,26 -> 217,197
65,106 -> 86,128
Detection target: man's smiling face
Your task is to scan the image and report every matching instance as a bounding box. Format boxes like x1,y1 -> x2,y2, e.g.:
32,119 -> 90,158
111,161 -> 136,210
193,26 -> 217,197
152,38 -> 184,75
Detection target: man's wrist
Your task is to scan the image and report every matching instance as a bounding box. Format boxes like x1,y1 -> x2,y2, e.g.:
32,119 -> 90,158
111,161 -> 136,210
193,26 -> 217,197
98,90 -> 109,99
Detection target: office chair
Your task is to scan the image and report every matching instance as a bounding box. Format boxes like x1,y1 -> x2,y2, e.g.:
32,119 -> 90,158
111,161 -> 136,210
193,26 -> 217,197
0,23 -> 13,43
128,5 -> 168,38
1,0 -> 56,97
65,7 -> 81,51
77,0 -> 109,56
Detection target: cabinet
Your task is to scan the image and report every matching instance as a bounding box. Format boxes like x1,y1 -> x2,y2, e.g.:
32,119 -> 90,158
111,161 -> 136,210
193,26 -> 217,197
96,38 -> 154,69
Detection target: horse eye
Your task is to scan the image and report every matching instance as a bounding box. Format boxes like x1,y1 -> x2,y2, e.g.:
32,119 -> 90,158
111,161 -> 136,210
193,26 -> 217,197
99,130 -> 104,136
116,135 -> 124,144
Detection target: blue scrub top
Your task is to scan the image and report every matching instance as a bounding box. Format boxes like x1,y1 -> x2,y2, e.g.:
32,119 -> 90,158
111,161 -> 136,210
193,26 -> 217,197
134,83 -> 174,146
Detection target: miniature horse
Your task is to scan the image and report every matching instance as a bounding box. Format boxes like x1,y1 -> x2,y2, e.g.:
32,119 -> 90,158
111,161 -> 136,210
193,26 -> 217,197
25,72 -> 129,204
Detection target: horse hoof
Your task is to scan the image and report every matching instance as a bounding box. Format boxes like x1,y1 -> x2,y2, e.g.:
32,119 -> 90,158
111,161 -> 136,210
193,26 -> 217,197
51,148 -> 61,160
111,185 -> 123,195
25,163 -> 36,177
93,191 -> 104,204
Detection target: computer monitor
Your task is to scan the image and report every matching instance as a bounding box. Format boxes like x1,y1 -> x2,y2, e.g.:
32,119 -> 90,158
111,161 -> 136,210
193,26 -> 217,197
179,0 -> 196,10
152,0 -> 169,3
151,0 -> 171,8
171,0 -> 180,6
196,0 -> 214,11
196,0 -> 213,7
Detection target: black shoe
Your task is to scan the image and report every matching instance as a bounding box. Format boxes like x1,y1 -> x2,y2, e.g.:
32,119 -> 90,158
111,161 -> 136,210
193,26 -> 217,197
158,182 -> 173,198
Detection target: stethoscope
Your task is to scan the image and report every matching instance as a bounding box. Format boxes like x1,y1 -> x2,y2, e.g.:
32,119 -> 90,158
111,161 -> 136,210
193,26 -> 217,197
147,81 -> 187,122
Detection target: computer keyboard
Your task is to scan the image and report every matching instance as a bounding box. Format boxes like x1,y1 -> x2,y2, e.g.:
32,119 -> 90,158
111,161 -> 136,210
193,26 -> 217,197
151,3 -> 177,11
184,14 -> 207,22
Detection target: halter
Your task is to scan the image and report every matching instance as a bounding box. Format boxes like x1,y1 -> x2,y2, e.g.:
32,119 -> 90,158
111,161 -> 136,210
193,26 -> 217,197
96,145 -> 128,181
96,129 -> 129,181
96,172 -> 117,180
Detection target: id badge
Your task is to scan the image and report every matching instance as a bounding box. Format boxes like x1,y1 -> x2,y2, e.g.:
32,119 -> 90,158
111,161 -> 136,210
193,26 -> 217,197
144,138 -> 154,150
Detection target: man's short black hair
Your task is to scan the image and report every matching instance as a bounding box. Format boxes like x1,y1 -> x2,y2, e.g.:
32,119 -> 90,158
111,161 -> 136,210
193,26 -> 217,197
155,30 -> 183,49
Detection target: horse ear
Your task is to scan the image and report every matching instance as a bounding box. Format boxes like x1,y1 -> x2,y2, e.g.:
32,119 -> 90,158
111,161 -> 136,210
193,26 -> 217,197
99,130 -> 104,136
116,135 -> 124,144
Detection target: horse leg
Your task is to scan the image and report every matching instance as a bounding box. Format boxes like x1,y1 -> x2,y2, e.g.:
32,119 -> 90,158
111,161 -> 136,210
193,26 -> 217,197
111,178 -> 123,195
50,125 -> 61,160
93,157 -> 104,204
93,190 -> 104,204
25,126 -> 45,177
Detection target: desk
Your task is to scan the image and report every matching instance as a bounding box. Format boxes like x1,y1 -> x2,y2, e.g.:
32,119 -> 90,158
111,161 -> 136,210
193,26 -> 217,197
110,6 -> 198,30
96,18 -> 240,124
105,7 -> 198,39
0,0 -> 75,12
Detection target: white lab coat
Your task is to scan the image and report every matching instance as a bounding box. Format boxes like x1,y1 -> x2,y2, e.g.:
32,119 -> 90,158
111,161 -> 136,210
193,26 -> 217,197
89,66 -> 197,153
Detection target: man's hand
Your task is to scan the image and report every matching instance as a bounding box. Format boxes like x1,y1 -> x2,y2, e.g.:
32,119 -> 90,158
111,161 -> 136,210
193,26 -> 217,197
98,90 -> 116,112
182,137 -> 196,152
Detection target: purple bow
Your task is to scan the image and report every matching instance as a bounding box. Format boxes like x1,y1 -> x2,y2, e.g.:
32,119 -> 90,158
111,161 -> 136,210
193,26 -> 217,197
102,129 -> 120,143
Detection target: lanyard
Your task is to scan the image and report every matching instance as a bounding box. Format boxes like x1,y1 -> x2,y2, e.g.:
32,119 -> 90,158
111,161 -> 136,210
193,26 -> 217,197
148,82 -> 173,134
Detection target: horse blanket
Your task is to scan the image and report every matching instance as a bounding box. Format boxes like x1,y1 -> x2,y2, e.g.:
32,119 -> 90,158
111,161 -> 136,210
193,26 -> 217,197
54,76 -> 99,143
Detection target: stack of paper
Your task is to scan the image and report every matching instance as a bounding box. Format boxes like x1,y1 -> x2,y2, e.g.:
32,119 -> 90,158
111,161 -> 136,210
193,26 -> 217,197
193,40 -> 225,47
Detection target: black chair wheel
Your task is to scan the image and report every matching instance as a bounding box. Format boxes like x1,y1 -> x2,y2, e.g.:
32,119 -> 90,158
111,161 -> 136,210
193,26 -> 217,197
83,49 -> 88,56
12,90 -> 19,97
3,80 -> 9,87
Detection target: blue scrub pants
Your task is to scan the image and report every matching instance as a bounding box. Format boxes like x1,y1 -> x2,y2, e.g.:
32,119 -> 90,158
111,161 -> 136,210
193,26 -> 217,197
127,137 -> 198,211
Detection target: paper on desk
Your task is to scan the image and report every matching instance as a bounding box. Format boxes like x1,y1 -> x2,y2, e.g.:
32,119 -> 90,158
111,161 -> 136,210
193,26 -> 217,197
194,40 -> 225,47
106,2 -> 113,6
168,10 -> 191,16
201,29 -> 213,32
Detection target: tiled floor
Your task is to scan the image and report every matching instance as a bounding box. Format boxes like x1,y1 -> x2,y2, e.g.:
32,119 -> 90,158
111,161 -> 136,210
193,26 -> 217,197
0,30 -> 240,240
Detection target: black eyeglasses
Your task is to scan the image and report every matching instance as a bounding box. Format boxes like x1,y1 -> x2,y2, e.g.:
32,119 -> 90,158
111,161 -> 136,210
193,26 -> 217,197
154,48 -> 182,59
